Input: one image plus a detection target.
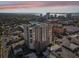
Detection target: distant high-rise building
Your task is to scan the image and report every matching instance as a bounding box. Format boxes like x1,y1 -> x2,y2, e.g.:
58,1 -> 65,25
66,13 -> 71,19
46,13 -> 50,19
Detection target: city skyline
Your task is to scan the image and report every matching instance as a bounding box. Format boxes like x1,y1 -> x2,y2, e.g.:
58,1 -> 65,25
0,1 -> 79,14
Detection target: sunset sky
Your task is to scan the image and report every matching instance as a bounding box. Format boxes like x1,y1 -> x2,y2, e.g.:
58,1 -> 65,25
0,1 -> 79,14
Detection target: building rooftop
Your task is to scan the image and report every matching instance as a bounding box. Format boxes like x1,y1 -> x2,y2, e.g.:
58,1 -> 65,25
64,26 -> 79,33
50,44 -> 61,51
52,27 -> 64,33
24,53 -> 37,58
69,43 -> 79,51
14,47 -> 23,55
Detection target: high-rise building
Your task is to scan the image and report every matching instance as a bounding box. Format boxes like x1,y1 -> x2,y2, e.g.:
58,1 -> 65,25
33,23 -> 50,52
22,24 -> 31,47
22,23 -> 53,53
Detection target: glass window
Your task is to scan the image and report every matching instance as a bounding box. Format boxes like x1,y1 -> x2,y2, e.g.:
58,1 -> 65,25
30,39 -> 32,43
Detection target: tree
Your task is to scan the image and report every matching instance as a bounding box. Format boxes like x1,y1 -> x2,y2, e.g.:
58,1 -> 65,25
0,26 -> 4,35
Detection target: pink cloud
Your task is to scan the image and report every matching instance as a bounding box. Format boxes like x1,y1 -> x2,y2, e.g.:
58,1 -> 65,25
0,1 -> 79,9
